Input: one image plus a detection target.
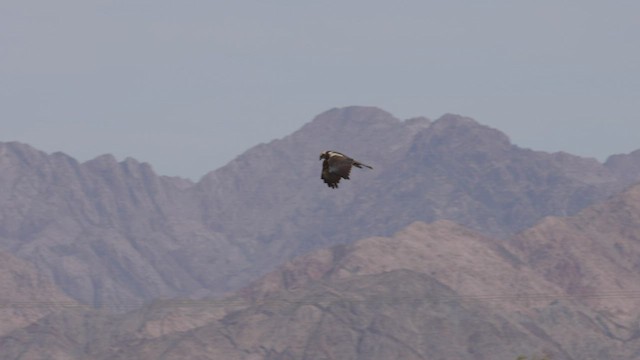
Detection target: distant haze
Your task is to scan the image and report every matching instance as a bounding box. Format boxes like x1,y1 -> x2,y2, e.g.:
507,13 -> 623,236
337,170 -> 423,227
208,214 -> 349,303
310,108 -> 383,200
2,1 -> 639,179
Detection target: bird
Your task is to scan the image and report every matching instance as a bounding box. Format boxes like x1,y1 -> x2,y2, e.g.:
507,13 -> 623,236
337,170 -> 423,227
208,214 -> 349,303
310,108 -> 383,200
319,150 -> 372,189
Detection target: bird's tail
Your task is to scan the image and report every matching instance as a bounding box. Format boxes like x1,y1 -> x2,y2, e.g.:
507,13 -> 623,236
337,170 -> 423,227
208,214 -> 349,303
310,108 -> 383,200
353,161 -> 373,169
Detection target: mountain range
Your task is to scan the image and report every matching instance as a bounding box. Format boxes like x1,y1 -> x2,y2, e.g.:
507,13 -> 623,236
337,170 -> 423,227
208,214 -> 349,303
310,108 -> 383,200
1,106 -> 639,359
3,182 -> 640,359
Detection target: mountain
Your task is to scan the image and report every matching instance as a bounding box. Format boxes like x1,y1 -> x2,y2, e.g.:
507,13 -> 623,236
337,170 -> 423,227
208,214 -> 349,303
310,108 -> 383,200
4,183 -> 640,359
0,249 -> 77,338
0,142 -> 222,307
97,180 -> 640,359
604,149 -> 640,183
192,107 -> 638,292
508,182 -> 640,328
1,106 -> 640,309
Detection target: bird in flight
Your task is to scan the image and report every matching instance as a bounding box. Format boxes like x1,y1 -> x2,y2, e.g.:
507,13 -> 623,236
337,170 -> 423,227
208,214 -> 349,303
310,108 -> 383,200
319,150 -> 372,189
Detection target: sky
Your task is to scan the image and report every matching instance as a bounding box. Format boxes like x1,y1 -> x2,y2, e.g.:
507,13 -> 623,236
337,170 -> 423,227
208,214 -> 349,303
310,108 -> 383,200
2,1 -> 639,180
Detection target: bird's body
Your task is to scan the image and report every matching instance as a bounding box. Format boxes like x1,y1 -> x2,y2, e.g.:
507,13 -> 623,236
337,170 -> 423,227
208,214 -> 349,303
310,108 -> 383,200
319,150 -> 372,188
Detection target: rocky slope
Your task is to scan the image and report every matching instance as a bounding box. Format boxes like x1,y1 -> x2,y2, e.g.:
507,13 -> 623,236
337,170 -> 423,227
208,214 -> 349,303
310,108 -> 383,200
1,106 -> 639,310
0,142 -> 230,307
116,183 -> 640,359
0,249 -> 78,338
508,182 -> 640,329
4,183 -> 640,359
193,106 -> 638,289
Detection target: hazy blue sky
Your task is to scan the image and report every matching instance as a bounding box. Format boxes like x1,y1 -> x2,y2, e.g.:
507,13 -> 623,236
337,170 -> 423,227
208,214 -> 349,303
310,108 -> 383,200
2,1 -> 639,179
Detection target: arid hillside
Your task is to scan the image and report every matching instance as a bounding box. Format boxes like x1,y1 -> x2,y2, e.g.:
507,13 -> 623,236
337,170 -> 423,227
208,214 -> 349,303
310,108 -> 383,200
1,107 -> 638,310
2,183 -> 640,359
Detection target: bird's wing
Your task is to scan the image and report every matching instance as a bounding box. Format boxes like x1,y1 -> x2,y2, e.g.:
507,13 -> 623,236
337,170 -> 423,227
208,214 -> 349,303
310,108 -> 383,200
321,160 -> 342,188
327,156 -> 353,179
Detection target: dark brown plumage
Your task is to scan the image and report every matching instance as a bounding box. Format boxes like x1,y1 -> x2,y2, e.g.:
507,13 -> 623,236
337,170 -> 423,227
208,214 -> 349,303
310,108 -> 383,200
319,151 -> 372,189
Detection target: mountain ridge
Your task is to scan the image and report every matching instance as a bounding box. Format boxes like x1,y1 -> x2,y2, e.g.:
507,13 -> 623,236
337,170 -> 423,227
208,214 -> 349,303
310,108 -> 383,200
1,106 -> 640,309
4,183 -> 640,358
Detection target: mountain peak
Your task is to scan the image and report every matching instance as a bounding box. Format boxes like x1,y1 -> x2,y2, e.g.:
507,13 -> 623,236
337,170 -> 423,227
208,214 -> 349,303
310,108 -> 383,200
434,113 -> 479,125
0,141 -> 47,167
407,113 -> 513,163
319,105 -> 395,118
84,153 -> 119,168
430,114 -> 503,139
308,106 -> 400,128
604,149 -> 640,182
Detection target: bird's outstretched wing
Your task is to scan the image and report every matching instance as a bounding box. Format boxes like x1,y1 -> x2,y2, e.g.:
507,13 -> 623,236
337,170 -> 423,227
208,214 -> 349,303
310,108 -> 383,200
327,155 -> 354,179
321,160 -> 343,188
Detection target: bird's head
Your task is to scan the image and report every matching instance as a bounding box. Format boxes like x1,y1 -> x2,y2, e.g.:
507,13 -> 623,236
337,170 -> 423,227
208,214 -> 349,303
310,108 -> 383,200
319,151 -> 329,160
